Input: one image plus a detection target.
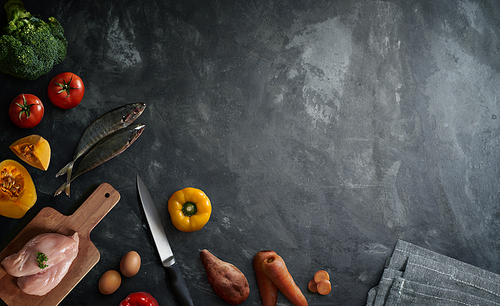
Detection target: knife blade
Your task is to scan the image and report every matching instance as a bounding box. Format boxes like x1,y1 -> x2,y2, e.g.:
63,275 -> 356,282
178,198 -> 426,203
137,174 -> 195,306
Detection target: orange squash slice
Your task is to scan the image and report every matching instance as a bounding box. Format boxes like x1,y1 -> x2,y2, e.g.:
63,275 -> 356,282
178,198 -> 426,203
0,159 -> 37,219
9,135 -> 51,171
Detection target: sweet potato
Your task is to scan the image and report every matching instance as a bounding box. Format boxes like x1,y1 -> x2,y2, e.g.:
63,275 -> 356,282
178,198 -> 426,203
253,250 -> 278,306
200,249 -> 250,305
262,254 -> 308,306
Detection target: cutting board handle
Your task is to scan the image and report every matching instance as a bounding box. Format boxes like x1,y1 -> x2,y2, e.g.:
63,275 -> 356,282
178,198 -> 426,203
66,183 -> 121,235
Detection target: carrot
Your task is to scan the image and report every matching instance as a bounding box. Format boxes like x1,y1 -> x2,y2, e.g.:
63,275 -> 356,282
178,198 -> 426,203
307,278 -> 318,293
313,270 -> 329,284
261,254 -> 308,306
253,251 -> 278,306
316,279 -> 332,295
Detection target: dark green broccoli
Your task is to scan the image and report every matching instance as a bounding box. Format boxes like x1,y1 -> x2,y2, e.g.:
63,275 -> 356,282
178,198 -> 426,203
0,0 -> 67,80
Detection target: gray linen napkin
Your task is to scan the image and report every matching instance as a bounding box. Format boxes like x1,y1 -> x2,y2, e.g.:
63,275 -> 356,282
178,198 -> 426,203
366,240 -> 500,305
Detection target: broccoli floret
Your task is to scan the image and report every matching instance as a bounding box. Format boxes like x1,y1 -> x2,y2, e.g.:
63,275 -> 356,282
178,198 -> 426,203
0,0 -> 67,80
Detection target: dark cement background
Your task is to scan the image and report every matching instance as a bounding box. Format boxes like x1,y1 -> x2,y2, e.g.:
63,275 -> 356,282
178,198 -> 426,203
0,0 -> 499,305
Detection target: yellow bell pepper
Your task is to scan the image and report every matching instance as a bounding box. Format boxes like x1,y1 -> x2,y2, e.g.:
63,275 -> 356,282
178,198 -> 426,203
168,187 -> 212,232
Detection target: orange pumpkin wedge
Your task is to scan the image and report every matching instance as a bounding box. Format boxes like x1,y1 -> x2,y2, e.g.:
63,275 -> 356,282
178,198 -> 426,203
9,135 -> 51,171
0,159 -> 37,219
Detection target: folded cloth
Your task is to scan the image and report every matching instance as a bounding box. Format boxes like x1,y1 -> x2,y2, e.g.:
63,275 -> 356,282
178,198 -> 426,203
366,240 -> 500,306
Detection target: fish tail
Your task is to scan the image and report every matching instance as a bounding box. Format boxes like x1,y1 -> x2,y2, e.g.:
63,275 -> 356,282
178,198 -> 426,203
65,164 -> 73,197
56,161 -> 72,177
54,181 -> 68,197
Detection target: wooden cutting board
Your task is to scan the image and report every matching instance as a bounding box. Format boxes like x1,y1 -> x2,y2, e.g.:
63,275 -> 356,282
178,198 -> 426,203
0,183 -> 121,306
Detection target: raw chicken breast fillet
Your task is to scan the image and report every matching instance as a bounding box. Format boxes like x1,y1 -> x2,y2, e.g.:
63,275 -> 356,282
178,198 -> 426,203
1,232 -> 79,296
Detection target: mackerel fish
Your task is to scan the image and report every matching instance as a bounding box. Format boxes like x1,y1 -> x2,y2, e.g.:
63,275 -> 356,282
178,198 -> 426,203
56,103 -> 146,193
54,123 -> 146,197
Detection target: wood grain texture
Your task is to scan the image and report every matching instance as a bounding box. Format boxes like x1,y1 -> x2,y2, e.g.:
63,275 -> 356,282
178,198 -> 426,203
0,183 -> 120,306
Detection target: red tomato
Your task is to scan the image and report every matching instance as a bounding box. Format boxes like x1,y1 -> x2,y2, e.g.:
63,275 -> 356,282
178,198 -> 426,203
48,72 -> 85,109
9,94 -> 44,128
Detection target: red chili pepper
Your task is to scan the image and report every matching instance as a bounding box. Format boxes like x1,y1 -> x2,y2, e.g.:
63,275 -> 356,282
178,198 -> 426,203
119,292 -> 159,306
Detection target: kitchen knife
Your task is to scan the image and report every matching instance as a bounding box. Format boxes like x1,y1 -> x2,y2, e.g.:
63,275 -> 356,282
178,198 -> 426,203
137,174 -> 195,306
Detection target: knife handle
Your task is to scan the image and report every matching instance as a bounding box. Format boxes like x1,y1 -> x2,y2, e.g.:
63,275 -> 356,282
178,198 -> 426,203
166,262 -> 195,306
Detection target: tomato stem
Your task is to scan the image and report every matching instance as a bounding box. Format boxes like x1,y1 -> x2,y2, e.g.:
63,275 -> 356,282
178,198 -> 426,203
16,94 -> 33,120
54,76 -> 80,98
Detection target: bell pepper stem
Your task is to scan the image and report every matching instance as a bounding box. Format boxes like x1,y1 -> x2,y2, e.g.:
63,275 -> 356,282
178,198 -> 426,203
182,202 -> 197,217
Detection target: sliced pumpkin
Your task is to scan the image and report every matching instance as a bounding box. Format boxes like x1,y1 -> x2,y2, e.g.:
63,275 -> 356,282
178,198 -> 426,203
0,159 -> 37,219
9,135 -> 51,171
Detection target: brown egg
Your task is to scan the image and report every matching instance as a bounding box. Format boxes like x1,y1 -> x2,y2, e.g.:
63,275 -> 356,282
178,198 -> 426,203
98,270 -> 121,295
120,251 -> 141,277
